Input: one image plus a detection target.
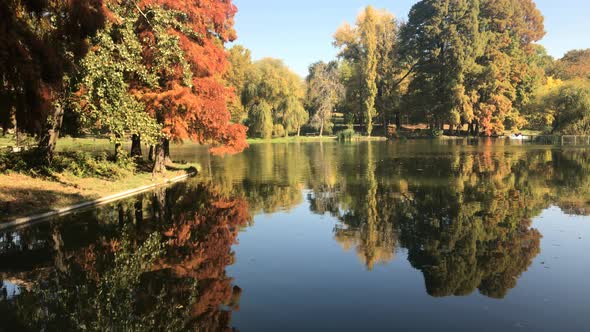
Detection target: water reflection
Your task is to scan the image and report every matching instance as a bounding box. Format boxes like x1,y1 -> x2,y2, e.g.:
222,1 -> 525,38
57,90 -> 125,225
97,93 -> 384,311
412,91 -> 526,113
0,182 -> 249,331
206,142 -> 590,297
1,141 -> 590,330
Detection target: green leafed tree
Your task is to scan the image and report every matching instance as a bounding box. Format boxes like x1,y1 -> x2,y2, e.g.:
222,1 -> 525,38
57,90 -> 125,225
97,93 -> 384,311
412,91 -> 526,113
226,45 -> 253,123
546,80 -> 590,135
401,0 -> 482,132
242,58 -> 306,138
306,61 -> 344,136
249,100 -> 274,139
280,95 -> 309,137
335,6 -> 386,136
73,2 -> 162,159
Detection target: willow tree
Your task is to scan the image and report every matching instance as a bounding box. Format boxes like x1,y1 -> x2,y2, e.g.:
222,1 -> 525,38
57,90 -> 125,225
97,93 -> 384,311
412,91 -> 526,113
0,0 -> 106,163
545,80 -> 590,134
242,58 -> 305,138
280,95 -> 308,137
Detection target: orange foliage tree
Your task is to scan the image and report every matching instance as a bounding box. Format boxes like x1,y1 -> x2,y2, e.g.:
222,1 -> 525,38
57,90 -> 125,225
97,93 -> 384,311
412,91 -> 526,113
132,0 -> 248,171
0,0 -> 106,162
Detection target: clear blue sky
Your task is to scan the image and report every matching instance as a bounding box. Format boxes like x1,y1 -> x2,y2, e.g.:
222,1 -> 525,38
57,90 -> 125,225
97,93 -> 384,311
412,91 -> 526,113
232,0 -> 590,77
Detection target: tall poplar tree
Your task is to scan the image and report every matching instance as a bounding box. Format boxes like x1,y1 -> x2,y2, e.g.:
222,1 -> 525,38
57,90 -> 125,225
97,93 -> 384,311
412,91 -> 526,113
360,6 -> 379,136
335,6 -> 395,136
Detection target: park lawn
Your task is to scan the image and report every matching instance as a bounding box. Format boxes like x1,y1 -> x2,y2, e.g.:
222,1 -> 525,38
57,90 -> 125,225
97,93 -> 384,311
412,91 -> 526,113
0,136 -> 13,147
0,164 -> 197,223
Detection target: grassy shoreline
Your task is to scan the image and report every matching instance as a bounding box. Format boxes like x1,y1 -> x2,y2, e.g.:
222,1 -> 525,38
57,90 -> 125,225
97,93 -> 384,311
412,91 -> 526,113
246,135 -> 391,144
0,162 -> 198,223
246,136 -> 337,144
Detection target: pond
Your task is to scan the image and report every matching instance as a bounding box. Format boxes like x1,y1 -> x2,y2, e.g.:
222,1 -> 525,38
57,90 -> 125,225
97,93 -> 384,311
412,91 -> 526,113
1,140 -> 589,331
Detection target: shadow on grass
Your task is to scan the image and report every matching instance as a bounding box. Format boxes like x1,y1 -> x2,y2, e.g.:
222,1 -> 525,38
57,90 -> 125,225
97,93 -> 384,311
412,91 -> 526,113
0,187 -> 88,223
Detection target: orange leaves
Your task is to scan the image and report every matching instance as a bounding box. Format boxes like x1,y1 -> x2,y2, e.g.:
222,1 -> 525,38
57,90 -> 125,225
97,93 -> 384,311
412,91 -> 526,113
139,0 -> 237,42
134,0 -> 246,153
0,0 -> 106,135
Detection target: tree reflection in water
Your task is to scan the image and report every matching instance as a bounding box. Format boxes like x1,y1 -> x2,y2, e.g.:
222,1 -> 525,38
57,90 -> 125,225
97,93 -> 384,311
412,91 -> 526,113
0,182 -> 250,332
205,142 -> 589,298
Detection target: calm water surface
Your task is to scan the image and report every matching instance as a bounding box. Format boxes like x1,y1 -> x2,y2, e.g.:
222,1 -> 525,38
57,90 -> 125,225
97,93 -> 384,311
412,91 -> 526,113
1,140 -> 589,331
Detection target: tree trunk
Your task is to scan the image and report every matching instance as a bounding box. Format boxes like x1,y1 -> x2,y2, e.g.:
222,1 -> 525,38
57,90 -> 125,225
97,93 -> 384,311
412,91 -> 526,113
152,137 -> 171,174
163,137 -> 171,163
114,142 -> 122,161
396,112 -> 401,129
38,103 -> 64,165
297,126 -> 301,137
152,140 -> 166,174
319,121 -> 324,137
148,145 -> 154,162
1,116 -> 7,136
131,134 -> 142,157
12,111 -> 18,146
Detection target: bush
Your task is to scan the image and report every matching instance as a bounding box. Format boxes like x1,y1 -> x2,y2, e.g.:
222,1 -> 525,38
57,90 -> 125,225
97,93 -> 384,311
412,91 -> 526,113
429,129 -> 444,138
52,152 -> 135,179
273,124 -> 285,138
337,129 -> 356,141
0,150 -> 134,180
0,150 -> 32,174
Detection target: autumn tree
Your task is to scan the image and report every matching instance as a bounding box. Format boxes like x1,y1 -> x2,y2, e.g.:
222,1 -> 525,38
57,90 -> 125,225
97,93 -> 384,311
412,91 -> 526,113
335,6 -> 383,135
474,0 -> 545,135
359,7 -> 379,136
551,49 -> 590,81
73,1 -> 162,159
0,0 -> 106,163
335,6 -> 405,136
226,45 -> 253,123
374,11 -> 404,133
132,0 -> 247,171
306,61 -> 344,136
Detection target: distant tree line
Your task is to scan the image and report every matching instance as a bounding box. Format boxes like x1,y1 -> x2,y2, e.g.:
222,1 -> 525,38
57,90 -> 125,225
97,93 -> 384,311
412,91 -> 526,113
225,0 -> 590,138
1,0 -> 590,162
